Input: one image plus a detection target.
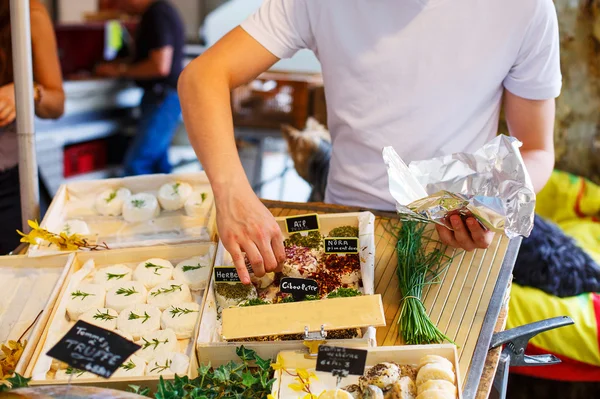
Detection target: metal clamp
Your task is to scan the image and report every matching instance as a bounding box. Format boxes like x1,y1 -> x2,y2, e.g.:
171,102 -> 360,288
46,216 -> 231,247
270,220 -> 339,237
490,316 -> 574,399
303,325 -> 327,358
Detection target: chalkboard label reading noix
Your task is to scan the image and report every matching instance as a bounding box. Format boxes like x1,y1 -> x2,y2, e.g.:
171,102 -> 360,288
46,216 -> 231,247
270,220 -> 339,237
280,277 -> 319,301
214,266 -> 241,283
46,320 -> 140,379
285,214 -> 320,233
324,237 -> 359,254
316,345 -> 368,378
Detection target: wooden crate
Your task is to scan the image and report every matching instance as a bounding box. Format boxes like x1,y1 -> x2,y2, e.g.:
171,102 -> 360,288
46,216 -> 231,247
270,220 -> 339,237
0,254 -> 75,376
272,345 -> 462,398
196,212 -> 383,365
30,172 -> 217,257
24,243 -> 216,389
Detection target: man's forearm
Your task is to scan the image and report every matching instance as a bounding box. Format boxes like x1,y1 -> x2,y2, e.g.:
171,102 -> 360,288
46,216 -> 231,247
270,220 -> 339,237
178,59 -> 250,197
122,59 -> 168,80
521,149 -> 555,193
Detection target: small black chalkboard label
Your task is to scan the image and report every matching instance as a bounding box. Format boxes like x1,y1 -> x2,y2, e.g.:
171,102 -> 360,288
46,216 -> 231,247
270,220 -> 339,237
285,214 -> 320,233
316,345 -> 368,377
280,277 -> 319,301
46,320 -> 140,379
324,237 -> 359,254
214,266 -> 241,283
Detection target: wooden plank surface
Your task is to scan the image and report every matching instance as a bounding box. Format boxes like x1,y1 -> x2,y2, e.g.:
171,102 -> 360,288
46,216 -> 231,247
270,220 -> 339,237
265,200 -> 510,395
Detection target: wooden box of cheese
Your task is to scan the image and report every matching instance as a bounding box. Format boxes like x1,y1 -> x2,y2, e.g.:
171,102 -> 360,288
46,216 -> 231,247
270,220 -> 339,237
29,172 -> 217,257
24,243 -> 216,390
272,345 -> 463,399
196,212 -> 384,366
0,254 -> 75,376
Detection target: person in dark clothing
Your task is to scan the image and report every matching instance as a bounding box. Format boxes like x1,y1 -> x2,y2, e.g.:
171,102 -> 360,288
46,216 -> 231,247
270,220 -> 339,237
96,0 -> 185,176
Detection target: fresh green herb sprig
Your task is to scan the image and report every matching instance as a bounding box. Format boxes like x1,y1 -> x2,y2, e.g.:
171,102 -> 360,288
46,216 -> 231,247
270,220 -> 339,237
172,183 -> 181,195
141,337 -> 169,350
0,374 -> 30,393
93,309 -> 116,321
129,311 -> 151,324
71,290 -> 93,301
150,359 -> 172,374
326,288 -> 362,298
106,272 -> 127,281
201,192 -> 208,202
182,263 -> 204,272
105,191 -> 117,203
131,199 -> 146,208
150,284 -> 182,297
169,307 -> 199,318
116,287 -> 138,296
145,262 -> 167,275
395,221 -> 455,345
120,360 -> 136,371
65,367 -> 85,377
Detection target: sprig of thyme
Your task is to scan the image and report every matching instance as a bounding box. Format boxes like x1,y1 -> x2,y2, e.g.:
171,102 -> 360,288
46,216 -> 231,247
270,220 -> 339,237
116,287 -> 138,296
71,290 -> 93,301
141,337 -> 169,350
169,307 -> 198,318
150,359 -> 172,374
128,311 -> 151,324
93,309 -> 116,321
150,284 -> 182,297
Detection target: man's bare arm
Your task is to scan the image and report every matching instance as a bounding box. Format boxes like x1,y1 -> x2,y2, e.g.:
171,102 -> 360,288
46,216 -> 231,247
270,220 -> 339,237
178,27 -> 285,283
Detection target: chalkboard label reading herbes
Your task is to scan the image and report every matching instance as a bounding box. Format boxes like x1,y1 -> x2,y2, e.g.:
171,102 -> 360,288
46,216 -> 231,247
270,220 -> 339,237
285,214 -> 320,233
324,237 -> 359,254
316,345 -> 368,377
214,267 -> 241,283
46,320 -> 140,378
280,277 -> 319,301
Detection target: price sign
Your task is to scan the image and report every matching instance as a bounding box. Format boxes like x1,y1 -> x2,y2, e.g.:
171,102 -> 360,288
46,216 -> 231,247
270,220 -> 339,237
280,277 -> 319,301
324,238 -> 359,254
214,266 -> 241,283
316,345 -> 368,377
46,320 -> 140,379
285,214 -> 320,233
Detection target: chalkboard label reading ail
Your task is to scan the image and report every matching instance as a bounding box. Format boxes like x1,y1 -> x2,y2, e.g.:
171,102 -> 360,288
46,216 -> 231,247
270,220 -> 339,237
316,345 -> 368,377
285,214 -> 320,233
324,237 -> 359,254
214,267 -> 241,283
280,277 -> 319,301
46,320 -> 140,378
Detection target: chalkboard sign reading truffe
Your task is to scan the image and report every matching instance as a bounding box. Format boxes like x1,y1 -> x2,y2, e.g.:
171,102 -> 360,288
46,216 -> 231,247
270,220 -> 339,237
316,345 -> 368,377
324,237 -> 359,254
285,214 -> 320,233
214,266 -> 241,283
46,320 -> 140,378
280,277 -> 319,301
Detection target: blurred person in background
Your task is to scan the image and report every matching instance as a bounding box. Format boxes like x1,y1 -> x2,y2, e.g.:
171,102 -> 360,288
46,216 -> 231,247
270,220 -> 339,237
0,0 -> 65,254
96,0 -> 185,176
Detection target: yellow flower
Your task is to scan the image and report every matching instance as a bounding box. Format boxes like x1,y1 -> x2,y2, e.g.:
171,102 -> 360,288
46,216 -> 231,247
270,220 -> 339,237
288,382 -> 306,392
267,395 -> 277,399
303,394 -> 318,399
271,354 -> 285,371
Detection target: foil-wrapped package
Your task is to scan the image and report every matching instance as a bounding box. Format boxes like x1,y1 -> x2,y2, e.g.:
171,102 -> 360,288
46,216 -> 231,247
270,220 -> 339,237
382,135 -> 536,238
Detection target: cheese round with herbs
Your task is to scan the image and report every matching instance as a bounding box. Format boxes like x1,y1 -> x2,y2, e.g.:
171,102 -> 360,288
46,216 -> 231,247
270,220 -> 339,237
79,307 -> 118,330
113,354 -> 147,378
173,256 -> 211,290
160,302 -> 201,339
133,258 -> 174,289
214,283 -> 257,310
359,362 -> 401,390
106,281 -> 148,312
117,304 -> 161,340
60,219 -> 90,236
184,190 -> 212,217
93,264 -> 133,290
147,281 -> 192,311
122,193 -> 160,223
94,187 -> 131,216
66,283 -> 106,321
135,329 -> 178,362
114,330 -> 134,342
158,182 -> 193,211
146,352 -> 190,376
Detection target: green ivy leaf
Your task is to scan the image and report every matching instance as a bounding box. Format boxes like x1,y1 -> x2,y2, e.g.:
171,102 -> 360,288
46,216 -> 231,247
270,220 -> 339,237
212,365 -> 231,383
254,355 -> 271,371
198,363 -> 211,377
6,374 -> 31,389
128,384 -> 150,396
241,371 -> 259,388
235,345 -> 256,362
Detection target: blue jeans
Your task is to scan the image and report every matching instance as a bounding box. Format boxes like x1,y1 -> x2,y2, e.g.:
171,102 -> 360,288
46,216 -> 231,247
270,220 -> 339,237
124,89 -> 182,176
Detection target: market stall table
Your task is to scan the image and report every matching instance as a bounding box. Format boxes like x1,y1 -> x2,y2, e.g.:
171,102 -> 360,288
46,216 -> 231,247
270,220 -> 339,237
263,200 -> 518,399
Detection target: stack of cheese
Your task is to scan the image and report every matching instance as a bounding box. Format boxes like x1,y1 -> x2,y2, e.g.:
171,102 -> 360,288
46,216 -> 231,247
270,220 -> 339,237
51,254 -> 212,380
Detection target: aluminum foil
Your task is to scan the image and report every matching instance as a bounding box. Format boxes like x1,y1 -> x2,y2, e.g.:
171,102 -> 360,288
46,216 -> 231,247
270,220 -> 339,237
382,135 -> 536,238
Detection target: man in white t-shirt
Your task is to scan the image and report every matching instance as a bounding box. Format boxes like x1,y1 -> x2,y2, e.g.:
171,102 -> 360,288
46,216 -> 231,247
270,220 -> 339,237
178,0 -> 561,282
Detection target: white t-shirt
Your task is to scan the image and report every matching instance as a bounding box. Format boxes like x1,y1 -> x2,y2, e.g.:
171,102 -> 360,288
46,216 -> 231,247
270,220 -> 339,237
241,0 -> 562,211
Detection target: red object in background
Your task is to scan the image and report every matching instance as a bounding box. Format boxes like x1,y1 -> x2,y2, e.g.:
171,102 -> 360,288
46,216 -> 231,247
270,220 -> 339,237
99,0 -> 119,10
63,139 -> 108,178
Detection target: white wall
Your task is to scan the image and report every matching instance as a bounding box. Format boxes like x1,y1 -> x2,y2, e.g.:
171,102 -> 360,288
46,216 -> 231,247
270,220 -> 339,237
58,0 -> 96,23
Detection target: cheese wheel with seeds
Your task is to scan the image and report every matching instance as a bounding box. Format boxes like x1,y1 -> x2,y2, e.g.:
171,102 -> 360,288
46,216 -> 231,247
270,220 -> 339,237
415,390 -> 456,399
417,355 -> 455,372
416,363 -> 455,386
417,380 -> 457,397
387,376 -> 418,399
